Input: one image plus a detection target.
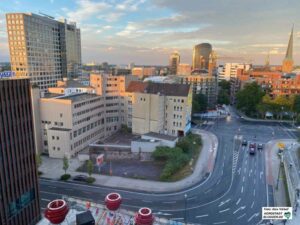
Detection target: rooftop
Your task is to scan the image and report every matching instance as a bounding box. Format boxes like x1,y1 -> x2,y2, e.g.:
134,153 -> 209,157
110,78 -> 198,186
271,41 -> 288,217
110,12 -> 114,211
57,79 -> 92,88
143,132 -> 178,141
51,93 -> 99,102
127,81 -> 190,97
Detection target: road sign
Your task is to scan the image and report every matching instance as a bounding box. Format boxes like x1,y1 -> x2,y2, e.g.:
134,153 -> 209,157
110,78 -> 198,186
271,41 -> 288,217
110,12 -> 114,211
96,154 -> 104,166
278,142 -> 285,150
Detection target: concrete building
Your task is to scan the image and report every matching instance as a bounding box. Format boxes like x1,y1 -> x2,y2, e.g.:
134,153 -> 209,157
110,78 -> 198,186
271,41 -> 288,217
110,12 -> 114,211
0,77 -> 40,225
177,73 -> 218,107
40,93 -> 106,158
132,67 -> 156,78
126,81 -> 192,137
218,63 -> 252,81
169,51 -> 180,75
192,43 -> 212,70
6,13 -> 81,90
177,63 -> 191,76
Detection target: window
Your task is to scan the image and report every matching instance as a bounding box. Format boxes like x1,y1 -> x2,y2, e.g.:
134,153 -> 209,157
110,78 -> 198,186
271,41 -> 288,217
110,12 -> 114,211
60,113 -> 63,118
52,136 -> 55,140
56,136 -> 59,140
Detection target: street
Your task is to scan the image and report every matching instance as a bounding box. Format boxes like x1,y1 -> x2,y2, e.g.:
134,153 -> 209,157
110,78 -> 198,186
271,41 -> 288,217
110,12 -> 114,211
39,110 -> 298,225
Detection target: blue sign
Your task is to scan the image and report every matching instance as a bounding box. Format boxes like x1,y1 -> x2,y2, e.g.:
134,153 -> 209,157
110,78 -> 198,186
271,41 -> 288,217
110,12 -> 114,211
0,71 -> 15,79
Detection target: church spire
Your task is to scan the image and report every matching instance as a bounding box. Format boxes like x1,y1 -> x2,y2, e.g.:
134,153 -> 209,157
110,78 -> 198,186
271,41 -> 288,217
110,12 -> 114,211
282,25 -> 294,73
285,25 -> 294,60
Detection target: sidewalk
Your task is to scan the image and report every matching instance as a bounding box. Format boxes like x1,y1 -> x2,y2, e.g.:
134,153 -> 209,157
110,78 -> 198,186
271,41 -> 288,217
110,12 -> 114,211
39,129 -> 218,192
266,139 -> 300,225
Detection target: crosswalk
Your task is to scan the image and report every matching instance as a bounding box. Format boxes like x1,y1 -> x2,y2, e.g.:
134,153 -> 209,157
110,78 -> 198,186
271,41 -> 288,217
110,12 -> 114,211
232,135 -> 242,176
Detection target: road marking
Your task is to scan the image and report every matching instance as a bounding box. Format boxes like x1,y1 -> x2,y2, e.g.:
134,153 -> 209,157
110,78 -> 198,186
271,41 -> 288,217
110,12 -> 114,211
243,176 -> 245,182
233,206 -> 246,214
251,201 -> 254,208
247,213 -> 259,222
41,198 -> 51,202
170,217 -> 183,220
260,171 -> 263,180
236,198 -> 241,205
47,185 -> 57,189
204,188 -> 212,194
219,208 -> 230,213
254,178 -> 256,184
163,201 -> 176,204
213,221 -> 226,224
196,214 -> 208,218
237,213 -> 246,219
216,179 -> 221,185
241,186 -> 244,193
187,196 -> 197,201
218,198 -> 231,207
253,189 -> 256,196
237,168 -> 241,175
142,200 -> 152,203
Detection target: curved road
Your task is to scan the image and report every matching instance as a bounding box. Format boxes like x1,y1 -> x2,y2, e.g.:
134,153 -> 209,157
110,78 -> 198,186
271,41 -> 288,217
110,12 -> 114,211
40,111 -> 297,225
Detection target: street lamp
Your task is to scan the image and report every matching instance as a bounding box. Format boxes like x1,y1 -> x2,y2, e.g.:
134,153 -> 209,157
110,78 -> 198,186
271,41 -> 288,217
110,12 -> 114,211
184,194 -> 188,225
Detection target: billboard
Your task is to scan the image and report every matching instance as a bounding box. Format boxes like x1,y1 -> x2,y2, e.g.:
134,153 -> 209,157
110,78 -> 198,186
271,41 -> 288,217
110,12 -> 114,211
0,71 -> 15,79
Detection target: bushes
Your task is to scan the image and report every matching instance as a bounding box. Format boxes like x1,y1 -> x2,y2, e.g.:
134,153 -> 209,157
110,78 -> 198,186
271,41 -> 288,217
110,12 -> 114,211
60,174 -> 71,181
86,177 -> 95,184
152,134 -> 202,181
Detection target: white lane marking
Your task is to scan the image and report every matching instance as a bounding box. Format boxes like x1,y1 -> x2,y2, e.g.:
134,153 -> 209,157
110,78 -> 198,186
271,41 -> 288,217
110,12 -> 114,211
47,185 -> 57,189
247,213 -> 259,222
216,179 -> 221,185
196,214 -> 209,218
213,222 -> 226,225
241,186 -> 244,193
254,178 -> 256,184
236,198 -> 241,205
170,217 -> 183,220
233,206 -> 246,214
188,196 -> 197,201
260,171 -> 263,180
237,168 -> 241,175
142,200 -> 152,203
204,188 -> 212,194
253,189 -> 256,196
242,176 -> 245,182
41,198 -> 51,202
163,201 -> 176,204
219,208 -> 230,213
237,213 -> 246,219
218,198 -> 231,207
251,201 -> 254,208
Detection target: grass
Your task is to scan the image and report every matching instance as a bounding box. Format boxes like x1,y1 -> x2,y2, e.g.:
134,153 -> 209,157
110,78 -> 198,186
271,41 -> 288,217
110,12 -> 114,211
168,145 -> 201,182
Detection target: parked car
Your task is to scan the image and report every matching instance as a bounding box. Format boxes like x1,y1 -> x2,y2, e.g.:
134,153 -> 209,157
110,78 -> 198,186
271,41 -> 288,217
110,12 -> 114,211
249,143 -> 256,155
257,143 -> 264,151
73,175 -> 88,182
242,140 -> 248,146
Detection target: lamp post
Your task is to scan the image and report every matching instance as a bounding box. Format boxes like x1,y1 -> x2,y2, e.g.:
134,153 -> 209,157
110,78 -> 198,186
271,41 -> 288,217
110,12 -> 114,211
184,194 -> 188,225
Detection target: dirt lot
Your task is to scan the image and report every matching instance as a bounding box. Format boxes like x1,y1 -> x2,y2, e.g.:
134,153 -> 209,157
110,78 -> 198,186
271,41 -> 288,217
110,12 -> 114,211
77,159 -> 165,181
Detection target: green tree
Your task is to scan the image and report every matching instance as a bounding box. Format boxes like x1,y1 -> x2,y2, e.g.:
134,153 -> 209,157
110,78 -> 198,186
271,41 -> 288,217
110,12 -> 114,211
192,93 -> 208,113
293,95 -> 300,115
87,160 -> 94,177
63,156 -> 69,175
218,80 -> 231,94
217,89 -> 230,105
36,153 -> 42,168
236,82 -> 264,116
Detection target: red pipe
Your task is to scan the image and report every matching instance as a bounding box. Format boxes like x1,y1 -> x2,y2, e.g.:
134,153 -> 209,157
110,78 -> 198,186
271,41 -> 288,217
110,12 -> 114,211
105,193 -> 122,211
44,199 -> 69,224
135,207 -> 155,225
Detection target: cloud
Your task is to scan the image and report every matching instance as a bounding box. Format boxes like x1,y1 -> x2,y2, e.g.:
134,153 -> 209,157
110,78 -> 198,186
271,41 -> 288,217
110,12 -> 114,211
116,0 -> 146,12
98,12 -> 125,22
64,0 -> 112,22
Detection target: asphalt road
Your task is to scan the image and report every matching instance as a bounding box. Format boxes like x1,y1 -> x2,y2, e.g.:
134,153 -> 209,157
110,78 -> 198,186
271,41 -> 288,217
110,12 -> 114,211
39,109 -> 298,225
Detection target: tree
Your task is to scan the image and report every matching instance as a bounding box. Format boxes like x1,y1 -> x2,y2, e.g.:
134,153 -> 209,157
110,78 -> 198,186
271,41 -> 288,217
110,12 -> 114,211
293,95 -> 300,116
63,156 -> 69,175
87,160 -> 94,177
36,153 -> 42,168
217,89 -> 230,105
192,93 -> 208,113
218,80 -> 231,94
236,82 -> 264,116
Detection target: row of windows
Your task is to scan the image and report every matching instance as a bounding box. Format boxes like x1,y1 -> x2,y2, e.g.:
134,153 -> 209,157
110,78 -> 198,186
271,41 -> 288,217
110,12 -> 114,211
74,98 -> 102,108
106,117 -> 119,123
73,119 -> 105,138
73,104 -> 104,117
73,128 -> 105,149
73,112 -> 103,126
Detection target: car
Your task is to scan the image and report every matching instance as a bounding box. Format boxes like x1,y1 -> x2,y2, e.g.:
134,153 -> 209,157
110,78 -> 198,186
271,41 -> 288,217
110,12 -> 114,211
249,143 -> 256,155
73,175 -> 88,182
242,140 -> 248,146
257,143 -> 263,151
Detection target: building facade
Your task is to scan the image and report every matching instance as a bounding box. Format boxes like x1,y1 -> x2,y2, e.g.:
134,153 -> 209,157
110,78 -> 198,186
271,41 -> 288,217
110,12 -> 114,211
132,67 -> 156,78
177,63 -> 191,76
192,43 -> 212,70
0,78 -> 40,225
218,63 -> 252,81
6,13 -> 81,90
126,81 -> 192,137
169,51 -> 180,75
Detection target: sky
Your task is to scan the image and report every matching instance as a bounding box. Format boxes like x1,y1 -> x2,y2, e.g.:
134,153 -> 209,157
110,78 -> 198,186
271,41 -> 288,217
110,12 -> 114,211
1,0 -> 300,65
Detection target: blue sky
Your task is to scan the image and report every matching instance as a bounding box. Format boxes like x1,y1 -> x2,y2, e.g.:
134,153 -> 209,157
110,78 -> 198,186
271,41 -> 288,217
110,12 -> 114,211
1,0 -> 300,65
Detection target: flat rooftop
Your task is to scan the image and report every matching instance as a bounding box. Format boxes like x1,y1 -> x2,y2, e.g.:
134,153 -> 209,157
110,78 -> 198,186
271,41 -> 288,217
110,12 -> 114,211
143,132 -> 178,141
43,93 -> 99,102
102,131 -> 140,145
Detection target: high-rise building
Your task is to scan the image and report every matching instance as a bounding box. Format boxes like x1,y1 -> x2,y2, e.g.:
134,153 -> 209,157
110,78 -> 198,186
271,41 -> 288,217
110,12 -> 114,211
218,63 -> 252,81
192,43 -> 212,70
282,26 -> 294,73
0,77 -> 40,225
6,13 -> 81,90
169,51 -> 180,75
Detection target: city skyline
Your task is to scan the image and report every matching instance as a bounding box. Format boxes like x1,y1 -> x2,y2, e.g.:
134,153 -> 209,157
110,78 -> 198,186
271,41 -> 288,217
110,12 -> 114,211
1,0 -> 300,65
